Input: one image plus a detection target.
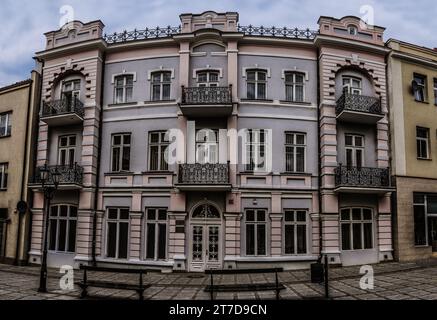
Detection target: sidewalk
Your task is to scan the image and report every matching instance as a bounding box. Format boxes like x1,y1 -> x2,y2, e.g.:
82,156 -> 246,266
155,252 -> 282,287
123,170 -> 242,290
0,260 -> 436,300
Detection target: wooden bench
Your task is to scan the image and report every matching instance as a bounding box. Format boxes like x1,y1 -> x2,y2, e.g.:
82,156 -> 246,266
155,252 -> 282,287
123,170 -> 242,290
76,265 -> 152,300
205,268 -> 285,300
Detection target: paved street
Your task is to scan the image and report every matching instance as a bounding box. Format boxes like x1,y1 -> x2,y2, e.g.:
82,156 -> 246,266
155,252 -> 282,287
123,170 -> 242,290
0,261 -> 436,300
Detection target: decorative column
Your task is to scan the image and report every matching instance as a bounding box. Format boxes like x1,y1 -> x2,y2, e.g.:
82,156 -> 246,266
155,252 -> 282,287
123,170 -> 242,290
270,192 -> 283,257
129,211 -> 143,261
169,190 -> 186,271
223,213 -> 241,269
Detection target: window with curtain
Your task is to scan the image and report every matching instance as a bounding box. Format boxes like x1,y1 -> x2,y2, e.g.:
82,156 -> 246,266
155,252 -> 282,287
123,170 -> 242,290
151,71 -> 171,101
246,69 -> 267,100
285,72 -> 305,102
114,75 -> 134,104
285,132 -> 306,172
149,131 -> 169,171
340,208 -> 373,251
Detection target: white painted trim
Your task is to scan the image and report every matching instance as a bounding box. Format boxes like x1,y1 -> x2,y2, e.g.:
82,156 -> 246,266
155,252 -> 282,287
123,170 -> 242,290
147,67 -> 175,80
192,67 -> 223,79
281,68 -> 309,81
111,71 -> 137,84
242,66 -> 271,78
106,54 -> 179,65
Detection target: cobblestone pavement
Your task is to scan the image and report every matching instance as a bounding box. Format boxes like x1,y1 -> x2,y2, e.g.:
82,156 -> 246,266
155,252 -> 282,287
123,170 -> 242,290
0,261 -> 436,300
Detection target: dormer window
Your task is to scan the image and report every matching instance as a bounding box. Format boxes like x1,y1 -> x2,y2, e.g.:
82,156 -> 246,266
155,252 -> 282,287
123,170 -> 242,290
342,76 -> 362,95
348,25 -> 358,36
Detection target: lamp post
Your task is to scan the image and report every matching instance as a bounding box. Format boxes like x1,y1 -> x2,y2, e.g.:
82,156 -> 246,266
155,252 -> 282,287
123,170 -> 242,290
38,164 -> 61,293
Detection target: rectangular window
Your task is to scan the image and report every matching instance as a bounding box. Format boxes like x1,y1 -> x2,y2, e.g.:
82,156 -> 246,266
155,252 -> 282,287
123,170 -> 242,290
342,77 -> 362,95
61,80 -> 81,109
245,209 -> 267,256
196,129 -> 219,164
106,208 -> 130,259
0,163 -> 8,190
149,131 -> 169,171
413,74 -> 427,102
58,135 -> 77,166
345,134 -> 364,168
246,70 -> 267,100
284,210 -> 307,254
413,194 -> 428,246
416,127 -> 430,159
285,132 -> 306,172
48,205 -> 78,253
340,208 -> 373,251
245,129 -> 267,171
111,134 -> 131,172
151,72 -> 171,101
285,72 -> 305,102
434,78 -> 437,105
145,208 -> 168,260
197,71 -> 220,87
0,112 -> 11,137
114,75 -> 134,104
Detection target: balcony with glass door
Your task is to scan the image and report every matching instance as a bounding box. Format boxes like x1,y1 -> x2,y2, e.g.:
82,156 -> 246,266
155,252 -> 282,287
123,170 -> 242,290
336,77 -> 384,124
41,80 -> 85,126
180,71 -> 233,117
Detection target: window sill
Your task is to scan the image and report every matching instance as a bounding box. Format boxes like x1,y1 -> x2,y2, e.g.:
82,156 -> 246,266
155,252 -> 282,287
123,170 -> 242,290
279,100 -> 312,106
104,171 -> 135,176
144,99 -> 176,104
414,245 -> 431,248
0,135 -> 11,139
414,99 -> 429,104
0,189 -> 7,192
240,98 -> 274,103
417,157 -> 432,161
239,171 -> 270,175
281,172 -> 312,176
142,171 -> 174,175
107,102 -> 138,107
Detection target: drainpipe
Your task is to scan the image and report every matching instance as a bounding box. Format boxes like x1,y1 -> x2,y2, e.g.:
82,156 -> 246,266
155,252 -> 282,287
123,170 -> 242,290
91,51 -> 106,266
25,58 -> 45,265
316,47 -> 324,263
14,78 -> 33,266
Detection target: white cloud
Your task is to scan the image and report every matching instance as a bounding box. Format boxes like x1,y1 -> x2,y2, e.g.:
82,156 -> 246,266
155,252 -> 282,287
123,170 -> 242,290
1,0 -> 437,86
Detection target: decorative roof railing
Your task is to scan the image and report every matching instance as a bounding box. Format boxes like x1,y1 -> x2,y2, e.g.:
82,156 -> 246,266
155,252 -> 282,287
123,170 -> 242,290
103,25 -> 318,44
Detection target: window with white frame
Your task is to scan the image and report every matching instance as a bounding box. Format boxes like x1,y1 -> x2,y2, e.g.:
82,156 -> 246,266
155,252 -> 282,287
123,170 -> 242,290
48,205 -> 77,253
114,75 -> 134,104
111,134 -> 131,172
151,71 -> 171,101
413,73 -> 427,102
340,208 -> 373,250
0,112 -> 11,137
285,72 -> 305,102
246,69 -> 267,100
145,208 -> 167,260
58,135 -> 76,166
345,134 -> 364,168
245,209 -> 267,256
284,210 -> 307,254
413,193 -> 437,246
149,131 -> 169,171
285,132 -> 306,172
245,129 -> 267,171
197,71 -> 219,87
342,76 -> 362,95
416,127 -> 430,159
0,163 -> 8,190
61,79 -> 81,108
348,25 -> 358,36
196,129 -> 219,164
106,208 -> 129,259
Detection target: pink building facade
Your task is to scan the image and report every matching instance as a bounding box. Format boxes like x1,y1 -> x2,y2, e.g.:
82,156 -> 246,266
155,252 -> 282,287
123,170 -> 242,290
28,12 -> 393,272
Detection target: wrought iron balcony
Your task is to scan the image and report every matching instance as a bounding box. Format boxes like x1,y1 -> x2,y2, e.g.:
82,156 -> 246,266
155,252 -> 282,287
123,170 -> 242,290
180,86 -> 233,117
335,93 -> 383,124
32,164 -> 84,189
41,98 -> 85,126
334,165 -> 391,192
181,86 -> 232,105
177,163 -> 231,190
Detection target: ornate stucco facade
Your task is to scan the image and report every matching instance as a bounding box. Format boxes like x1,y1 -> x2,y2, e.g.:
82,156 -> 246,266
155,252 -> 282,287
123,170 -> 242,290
28,12 -> 394,272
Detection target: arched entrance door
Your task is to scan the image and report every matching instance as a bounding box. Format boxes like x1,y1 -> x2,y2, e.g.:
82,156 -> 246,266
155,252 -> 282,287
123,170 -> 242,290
189,201 -> 223,272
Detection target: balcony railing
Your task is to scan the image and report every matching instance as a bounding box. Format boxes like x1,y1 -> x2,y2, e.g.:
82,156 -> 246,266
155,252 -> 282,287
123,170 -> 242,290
178,163 -> 229,185
33,164 -> 84,186
41,98 -> 85,119
334,165 -> 390,189
336,93 -> 382,115
103,25 -> 318,44
181,86 -> 232,105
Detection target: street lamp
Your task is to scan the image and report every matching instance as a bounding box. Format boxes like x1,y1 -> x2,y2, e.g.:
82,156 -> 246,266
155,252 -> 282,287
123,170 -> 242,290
38,164 -> 61,293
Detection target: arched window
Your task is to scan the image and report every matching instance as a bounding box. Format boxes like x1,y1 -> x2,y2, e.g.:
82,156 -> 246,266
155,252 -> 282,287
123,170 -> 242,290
192,203 -> 220,219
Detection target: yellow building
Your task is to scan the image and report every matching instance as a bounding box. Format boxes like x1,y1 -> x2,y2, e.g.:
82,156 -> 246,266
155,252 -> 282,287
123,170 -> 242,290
387,39 -> 437,261
0,71 -> 40,265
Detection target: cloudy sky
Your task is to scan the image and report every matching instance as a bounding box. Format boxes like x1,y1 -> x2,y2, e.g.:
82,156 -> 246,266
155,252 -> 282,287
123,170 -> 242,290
1,0 -> 436,87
